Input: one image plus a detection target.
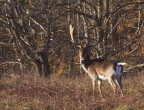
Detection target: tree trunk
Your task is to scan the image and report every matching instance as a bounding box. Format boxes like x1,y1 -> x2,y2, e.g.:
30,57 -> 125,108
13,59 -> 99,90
82,2 -> 88,44
103,0 -> 109,58
67,0 -> 75,76
96,0 -> 104,57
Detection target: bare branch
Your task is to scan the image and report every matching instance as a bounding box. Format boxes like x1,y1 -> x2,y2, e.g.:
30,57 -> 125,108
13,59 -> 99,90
0,61 -> 20,66
125,63 -> 144,72
29,17 -> 47,34
111,2 -> 144,16
0,42 -> 13,46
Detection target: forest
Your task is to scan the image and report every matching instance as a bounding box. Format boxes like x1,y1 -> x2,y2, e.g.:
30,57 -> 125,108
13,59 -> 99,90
0,0 -> 144,109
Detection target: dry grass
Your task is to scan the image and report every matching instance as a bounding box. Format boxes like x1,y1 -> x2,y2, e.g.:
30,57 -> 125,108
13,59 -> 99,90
0,72 -> 144,110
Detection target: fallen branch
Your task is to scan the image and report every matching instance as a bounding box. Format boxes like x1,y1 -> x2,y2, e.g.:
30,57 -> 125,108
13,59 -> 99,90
0,42 -> 13,46
0,61 -> 20,66
125,63 -> 144,72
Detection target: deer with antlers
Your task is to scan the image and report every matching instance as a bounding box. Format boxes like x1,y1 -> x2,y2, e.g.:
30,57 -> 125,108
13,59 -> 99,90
69,24 -> 127,97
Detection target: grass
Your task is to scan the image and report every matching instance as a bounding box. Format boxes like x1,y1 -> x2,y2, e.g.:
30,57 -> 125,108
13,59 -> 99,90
0,72 -> 144,110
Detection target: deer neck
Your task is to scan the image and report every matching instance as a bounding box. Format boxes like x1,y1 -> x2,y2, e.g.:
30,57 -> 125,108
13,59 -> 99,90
80,56 -> 91,70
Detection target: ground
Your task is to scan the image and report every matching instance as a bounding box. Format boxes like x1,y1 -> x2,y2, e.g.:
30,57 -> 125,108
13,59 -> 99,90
0,72 -> 144,110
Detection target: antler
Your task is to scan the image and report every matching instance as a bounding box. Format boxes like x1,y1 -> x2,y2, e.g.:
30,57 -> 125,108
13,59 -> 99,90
69,24 -> 75,43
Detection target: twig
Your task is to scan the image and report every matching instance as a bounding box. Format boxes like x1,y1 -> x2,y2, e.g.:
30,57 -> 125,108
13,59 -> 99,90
125,63 -> 144,72
29,17 -> 47,34
0,61 -> 20,66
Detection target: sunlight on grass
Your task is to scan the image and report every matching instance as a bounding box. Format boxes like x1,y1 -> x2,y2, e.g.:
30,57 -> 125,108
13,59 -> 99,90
112,105 -> 135,110
0,99 -> 9,109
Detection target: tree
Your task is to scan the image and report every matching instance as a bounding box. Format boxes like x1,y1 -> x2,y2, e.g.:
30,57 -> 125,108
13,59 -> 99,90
0,0 -> 144,77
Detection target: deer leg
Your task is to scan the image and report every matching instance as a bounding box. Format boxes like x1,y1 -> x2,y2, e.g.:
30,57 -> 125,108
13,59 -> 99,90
98,80 -> 102,97
115,76 -> 124,96
92,79 -> 96,96
108,79 -> 116,96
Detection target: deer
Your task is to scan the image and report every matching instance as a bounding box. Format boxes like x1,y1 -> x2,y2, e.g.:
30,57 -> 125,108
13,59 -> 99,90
69,24 -> 127,97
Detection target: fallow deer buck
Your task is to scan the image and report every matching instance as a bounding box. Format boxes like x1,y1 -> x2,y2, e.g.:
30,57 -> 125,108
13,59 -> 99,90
69,24 -> 127,97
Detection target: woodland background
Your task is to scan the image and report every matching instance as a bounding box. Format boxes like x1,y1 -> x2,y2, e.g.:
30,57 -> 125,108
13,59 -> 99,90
0,0 -> 144,110
0,0 -> 144,77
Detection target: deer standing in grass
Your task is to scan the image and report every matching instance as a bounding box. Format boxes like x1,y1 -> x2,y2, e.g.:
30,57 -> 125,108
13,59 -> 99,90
69,25 -> 127,97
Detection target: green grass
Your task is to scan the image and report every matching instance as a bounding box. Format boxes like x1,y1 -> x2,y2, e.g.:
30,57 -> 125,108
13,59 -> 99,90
0,72 -> 144,110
